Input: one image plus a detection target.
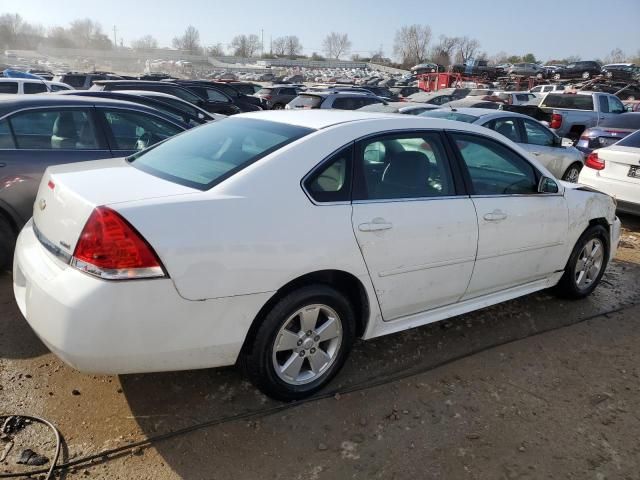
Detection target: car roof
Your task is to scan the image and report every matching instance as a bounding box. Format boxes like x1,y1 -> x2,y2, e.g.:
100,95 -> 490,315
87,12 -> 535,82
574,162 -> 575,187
0,93 -> 186,121
236,110 -> 404,129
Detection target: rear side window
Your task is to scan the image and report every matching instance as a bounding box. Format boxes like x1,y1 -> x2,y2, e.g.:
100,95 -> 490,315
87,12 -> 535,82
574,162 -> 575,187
131,117 -> 313,190
8,109 -> 99,150
49,84 -> 70,92
24,82 -> 48,94
452,132 -> 538,195
256,88 -> 273,95
203,88 -> 230,103
0,120 -> 16,148
101,109 -> 183,151
305,145 -> 352,202
542,94 -> 594,110
0,82 -> 18,94
288,95 -> 323,109
63,76 -> 86,88
522,119 -> 555,147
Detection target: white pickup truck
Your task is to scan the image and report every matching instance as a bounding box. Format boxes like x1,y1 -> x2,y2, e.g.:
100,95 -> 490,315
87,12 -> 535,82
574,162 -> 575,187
537,92 -> 626,141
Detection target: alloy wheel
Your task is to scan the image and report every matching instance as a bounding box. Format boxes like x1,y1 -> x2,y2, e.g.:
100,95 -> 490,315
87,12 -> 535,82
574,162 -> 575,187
564,166 -> 581,183
574,238 -> 604,290
271,304 -> 343,385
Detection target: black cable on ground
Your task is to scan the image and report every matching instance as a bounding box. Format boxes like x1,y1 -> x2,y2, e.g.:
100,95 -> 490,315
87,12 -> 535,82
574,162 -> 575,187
0,415 -> 60,480
1,301 -> 637,479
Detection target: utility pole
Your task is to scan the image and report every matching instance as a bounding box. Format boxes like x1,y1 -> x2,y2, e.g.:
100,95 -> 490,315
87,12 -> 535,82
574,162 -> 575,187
261,29 -> 264,57
113,25 -> 117,48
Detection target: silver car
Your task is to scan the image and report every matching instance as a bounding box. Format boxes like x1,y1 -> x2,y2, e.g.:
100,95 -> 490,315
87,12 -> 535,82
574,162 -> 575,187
419,108 -> 584,181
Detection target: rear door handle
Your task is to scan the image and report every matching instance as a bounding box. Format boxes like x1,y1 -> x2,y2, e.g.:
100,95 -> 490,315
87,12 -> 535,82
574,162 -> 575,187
483,210 -> 507,222
358,218 -> 393,232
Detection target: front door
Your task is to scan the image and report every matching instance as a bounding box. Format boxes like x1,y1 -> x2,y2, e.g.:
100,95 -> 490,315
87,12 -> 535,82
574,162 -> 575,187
448,131 -> 568,299
351,131 -> 478,321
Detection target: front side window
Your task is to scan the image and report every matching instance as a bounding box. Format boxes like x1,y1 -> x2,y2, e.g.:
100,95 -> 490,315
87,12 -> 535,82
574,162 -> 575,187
49,84 -> 70,92
305,145 -> 352,202
607,96 -> 625,114
356,132 -> 455,200
522,119 -> 555,147
9,109 -> 99,150
131,117 -> 313,190
288,95 -> 323,109
452,133 -> 538,195
101,109 -> 183,151
203,88 -> 230,103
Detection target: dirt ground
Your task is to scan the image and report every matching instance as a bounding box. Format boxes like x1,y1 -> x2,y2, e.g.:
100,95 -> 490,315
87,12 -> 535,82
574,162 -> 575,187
1,215 -> 639,480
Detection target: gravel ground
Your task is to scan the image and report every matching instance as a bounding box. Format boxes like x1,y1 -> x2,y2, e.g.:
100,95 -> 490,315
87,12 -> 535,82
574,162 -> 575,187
1,214 -> 639,479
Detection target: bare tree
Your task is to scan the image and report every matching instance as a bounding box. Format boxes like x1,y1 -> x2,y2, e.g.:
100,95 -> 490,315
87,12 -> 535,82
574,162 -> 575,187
206,43 -> 225,56
370,47 -> 385,63
322,32 -> 351,59
230,34 -> 260,57
431,34 -> 458,66
284,35 -> 302,58
131,35 -> 158,50
0,13 -> 23,48
603,48 -> 625,64
272,37 -> 287,56
455,36 -> 480,63
393,24 -> 432,67
69,19 -> 112,49
172,25 -> 201,55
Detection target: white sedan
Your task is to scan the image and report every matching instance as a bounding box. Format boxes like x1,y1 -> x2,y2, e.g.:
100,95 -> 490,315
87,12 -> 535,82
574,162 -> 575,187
14,111 -> 621,400
578,129 -> 640,215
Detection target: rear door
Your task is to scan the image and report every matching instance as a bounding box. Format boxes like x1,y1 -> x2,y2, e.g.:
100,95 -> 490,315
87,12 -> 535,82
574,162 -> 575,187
0,107 -> 109,223
351,130 -> 478,320
519,118 -> 568,178
448,131 -> 567,298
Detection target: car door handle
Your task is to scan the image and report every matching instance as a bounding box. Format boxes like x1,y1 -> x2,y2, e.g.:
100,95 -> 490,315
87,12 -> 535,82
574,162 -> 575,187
358,219 -> 393,232
483,210 -> 507,222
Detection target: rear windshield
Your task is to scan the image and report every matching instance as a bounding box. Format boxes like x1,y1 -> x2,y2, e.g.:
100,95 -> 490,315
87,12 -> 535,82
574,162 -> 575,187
541,94 -> 594,110
418,110 -> 479,123
599,113 -> 640,129
256,88 -> 273,95
130,118 -> 313,190
615,129 -> 640,148
288,95 -> 323,109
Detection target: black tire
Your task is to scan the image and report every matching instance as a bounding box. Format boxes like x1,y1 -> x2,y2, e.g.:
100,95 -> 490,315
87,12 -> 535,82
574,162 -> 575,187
555,225 -> 609,299
241,284 -> 356,401
0,214 -> 16,271
553,73 -> 561,81
271,103 -> 284,110
562,162 -> 583,183
582,71 -> 590,80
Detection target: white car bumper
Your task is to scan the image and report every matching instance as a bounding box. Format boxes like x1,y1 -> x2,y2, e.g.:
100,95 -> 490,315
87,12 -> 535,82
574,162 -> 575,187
13,220 -> 273,374
578,168 -> 640,215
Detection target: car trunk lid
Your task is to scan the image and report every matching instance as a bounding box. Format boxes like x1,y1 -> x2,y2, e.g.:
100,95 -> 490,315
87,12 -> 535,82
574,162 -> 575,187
599,146 -> 640,182
33,157 -> 197,259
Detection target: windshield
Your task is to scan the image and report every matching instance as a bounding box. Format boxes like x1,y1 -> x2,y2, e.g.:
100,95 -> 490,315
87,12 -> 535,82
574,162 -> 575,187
418,110 -> 479,123
130,118 -> 313,190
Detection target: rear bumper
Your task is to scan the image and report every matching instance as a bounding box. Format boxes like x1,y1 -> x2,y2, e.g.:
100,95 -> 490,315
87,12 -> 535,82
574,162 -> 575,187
13,220 -> 273,374
578,169 -> 640,214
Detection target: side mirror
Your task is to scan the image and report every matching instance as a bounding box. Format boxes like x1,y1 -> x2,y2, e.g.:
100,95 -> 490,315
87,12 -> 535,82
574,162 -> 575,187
538,176 -> 559,194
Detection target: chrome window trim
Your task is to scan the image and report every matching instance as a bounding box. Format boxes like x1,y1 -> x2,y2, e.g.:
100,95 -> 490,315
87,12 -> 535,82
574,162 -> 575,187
353,195 -> 468,205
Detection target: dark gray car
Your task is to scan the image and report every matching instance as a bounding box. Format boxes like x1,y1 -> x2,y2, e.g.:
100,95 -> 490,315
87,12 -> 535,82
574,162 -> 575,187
0,95 -> 189,268
254,85 -> 302,109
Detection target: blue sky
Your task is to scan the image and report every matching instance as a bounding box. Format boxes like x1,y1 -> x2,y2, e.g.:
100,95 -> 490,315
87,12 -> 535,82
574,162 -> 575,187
10,0 -> 640,61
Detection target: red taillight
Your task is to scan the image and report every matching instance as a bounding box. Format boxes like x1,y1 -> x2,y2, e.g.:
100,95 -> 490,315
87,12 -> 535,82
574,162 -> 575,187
550,113 -> 562,129
585,152 -> 605,171
72,206 -> 165,280
263,95 -> 272,100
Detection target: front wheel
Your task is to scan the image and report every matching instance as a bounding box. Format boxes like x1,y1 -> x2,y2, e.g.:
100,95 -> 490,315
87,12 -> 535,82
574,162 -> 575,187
582,71 -> 591,79
553,73 -> 561,80
271,103 -> 284,110
241,285 -> 355,401
562,163 -> 583,183
555,225 -> 609,299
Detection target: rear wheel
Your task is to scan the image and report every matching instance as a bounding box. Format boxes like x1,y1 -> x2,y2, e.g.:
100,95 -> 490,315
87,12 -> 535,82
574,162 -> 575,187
0,214 -> 16,271
582,71 -> 591,80
562,162 -> 583,183
271,103 -> 284,110
555,225 -> 609,299
553,73 -> 561,80
241,285 -> 355,401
